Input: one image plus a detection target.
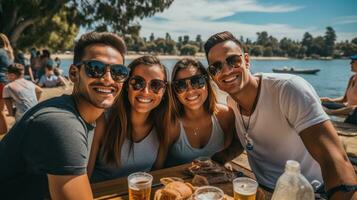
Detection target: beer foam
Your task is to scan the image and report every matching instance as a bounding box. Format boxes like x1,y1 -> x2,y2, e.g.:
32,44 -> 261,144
234,183 -> 257,195
129,177 -> 151,189
196,192 -> 223,200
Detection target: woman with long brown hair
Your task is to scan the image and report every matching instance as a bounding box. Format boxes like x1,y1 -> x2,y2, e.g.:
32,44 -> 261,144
164,58 -> 238,167
88,55 -> 174,182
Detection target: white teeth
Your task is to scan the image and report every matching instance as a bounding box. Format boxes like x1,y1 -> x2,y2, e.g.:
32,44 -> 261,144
186,95 -> 199,101
224,76 -> 237,83
137,97 -> 152,103
95,88 -> 112,93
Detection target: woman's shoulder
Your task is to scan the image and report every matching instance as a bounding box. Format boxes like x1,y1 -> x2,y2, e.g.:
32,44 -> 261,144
215,104 -> 235,129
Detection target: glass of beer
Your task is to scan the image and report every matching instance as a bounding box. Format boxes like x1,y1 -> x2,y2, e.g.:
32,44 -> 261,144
233,177 -> 258,200
193,186 -> 224,200
128,172 -> 153,200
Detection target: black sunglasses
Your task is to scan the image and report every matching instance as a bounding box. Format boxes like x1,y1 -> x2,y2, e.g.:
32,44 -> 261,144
76,60 -> 130,82
129,76 -> 167,94
208,54 -> 242,76
173,74 -> 207,94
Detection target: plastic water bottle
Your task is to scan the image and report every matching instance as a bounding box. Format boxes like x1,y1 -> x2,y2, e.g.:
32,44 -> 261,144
271,160 -> 314,200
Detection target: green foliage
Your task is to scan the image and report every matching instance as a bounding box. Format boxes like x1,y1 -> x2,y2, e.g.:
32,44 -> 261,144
180,44 -> 198,55
16,9 -> 78,51
0,0 -> 173,48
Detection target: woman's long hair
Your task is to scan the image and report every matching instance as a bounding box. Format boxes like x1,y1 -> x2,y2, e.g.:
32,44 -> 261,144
102,55 -> 175,166
0,33 -> 14,61
170,58 -> 218,118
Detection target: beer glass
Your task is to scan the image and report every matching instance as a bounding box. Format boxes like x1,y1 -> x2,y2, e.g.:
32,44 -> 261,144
233,177 -> 258,200
193,186 -> 224,200
128,172 -> 153,200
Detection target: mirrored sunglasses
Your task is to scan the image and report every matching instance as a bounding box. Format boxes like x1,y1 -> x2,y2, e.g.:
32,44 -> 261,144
208,54 -> 242,76
76,60 -> 130,82
129,75 -> 167,94
173,74 -> 207,94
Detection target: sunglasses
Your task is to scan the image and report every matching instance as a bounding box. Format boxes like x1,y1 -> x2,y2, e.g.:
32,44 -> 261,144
129,76 -> 167,94
76,60 -> 130,82
173,74 -> 207,94
208,54 -> 243,76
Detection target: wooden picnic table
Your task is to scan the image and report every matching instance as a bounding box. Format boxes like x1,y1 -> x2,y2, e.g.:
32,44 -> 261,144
91,162 -> 273,200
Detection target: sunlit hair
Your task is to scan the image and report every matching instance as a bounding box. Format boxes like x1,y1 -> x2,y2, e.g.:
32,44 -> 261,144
102,55 -> 174,166
171,58 -> 218,118
204,31 -> 245,60
7,63 -> 24,77
0,33 -> 14,61
73,31 -> 126,65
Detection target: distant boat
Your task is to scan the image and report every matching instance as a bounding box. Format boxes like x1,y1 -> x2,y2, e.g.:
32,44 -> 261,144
272,67 -> 320,74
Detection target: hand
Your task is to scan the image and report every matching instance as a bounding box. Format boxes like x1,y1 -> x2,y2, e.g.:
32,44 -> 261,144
320,97 -> 332,102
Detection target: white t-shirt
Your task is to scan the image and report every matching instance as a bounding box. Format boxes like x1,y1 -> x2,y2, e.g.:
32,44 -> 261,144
227,73 -> 329,189
2,78 -> 38,120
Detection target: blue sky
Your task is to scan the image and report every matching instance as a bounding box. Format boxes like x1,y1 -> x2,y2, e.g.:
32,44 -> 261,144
135,0 -> 357,42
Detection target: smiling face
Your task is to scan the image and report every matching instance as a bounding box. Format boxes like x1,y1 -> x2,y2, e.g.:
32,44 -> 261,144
71,44 -> 124,109
174,66 -> 208,111
128,64 -> 166,114
207,40 -> 251,96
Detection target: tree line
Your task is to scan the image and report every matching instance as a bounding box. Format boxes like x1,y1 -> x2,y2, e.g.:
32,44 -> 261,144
125,26 -> 357,58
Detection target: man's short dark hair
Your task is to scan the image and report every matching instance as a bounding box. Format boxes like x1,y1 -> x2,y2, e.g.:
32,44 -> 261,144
73,32 -> 127,65
7,63 -> 24,77
204,31 -> 243,59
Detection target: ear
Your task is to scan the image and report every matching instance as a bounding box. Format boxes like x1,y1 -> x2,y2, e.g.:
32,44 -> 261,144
69,64 -> 79,82
244,53 -> 251,68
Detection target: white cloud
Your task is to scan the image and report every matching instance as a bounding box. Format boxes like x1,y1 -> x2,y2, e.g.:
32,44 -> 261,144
333,15 -> 357,25
138,0 -> 306,41
137,0 -> 355,42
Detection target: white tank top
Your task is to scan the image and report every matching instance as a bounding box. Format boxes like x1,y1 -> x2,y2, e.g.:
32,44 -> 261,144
91,128 -> 159,183
165,115 -> 225,167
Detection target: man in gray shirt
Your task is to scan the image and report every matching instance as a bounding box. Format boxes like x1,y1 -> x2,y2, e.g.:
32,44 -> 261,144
0,32 -> 129,200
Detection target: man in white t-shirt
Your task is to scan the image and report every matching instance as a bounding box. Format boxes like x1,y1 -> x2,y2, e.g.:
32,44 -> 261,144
205,31 -> 356,200
3,63 -> 43,120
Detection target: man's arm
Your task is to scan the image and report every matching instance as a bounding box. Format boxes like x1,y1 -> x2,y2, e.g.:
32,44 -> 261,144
324,105 -> 356,116
3,98 -> 14,116
300,121 -> 357,200
212,132 -> 244,164
48,174 -> 93,200
34,85 -> 43,101
0,111 -> 7,135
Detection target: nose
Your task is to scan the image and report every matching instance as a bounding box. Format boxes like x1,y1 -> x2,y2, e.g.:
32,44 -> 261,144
141,83 -> 150,94
101,68 -> 114,84
186,80 -> 194,92
220,62 -> 233,76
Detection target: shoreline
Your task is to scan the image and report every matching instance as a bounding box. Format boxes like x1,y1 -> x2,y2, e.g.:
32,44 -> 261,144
28,53 -> 291,61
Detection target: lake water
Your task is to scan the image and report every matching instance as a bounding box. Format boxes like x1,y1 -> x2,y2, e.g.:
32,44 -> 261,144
60,58 -> 352,98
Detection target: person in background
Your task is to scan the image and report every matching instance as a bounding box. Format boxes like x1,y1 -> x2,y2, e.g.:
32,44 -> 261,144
163,58 -> 237,167
0,33 -> 14,112
2,63 -> 42,121
321,55 -> 357,124
54,56 -> 61,68
15,49 -> 35,82
204,31 -> 356,200
88,55 -> 174,182
38,61 -> 65,88
30,50 -> 42,81
37,49 -> 52,79
0,31 -> 129,200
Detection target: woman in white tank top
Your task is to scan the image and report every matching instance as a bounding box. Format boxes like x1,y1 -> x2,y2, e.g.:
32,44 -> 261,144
87,56 -> 175,182
163,58 -> 238,167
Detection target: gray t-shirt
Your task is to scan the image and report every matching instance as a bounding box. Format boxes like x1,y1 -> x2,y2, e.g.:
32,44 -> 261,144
0,95 -> 95,200
2,78 -> 38,120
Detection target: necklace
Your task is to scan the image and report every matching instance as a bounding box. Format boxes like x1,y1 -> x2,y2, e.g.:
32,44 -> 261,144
238,76 -> 262,151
